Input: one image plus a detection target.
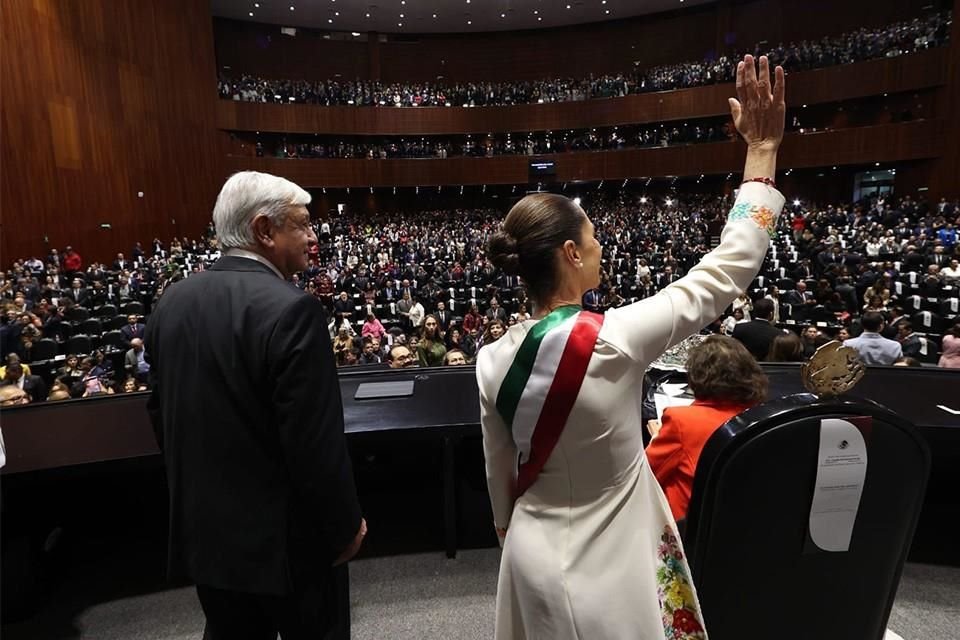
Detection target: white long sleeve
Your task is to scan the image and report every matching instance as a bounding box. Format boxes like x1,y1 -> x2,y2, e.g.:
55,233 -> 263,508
602,181 -> 785,363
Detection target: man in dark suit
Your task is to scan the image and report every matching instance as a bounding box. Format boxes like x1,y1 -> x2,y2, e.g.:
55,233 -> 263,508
1,361 -> 47,403
63,277 -> 90,306
434,301 -> 452,333
732,297 -> 784,361
146,171 -> 365,639
120,314 -> 146,348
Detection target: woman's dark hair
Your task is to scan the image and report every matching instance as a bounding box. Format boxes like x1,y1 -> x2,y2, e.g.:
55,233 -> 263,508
687,335 -> 768,405
487,193 -> 586,303
765,332 -> 804,362
483,319 -> 507,344
421,314 -> 441,344
948,323 -> 960,339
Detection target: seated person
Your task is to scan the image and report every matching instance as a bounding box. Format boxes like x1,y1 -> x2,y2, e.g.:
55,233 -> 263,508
444,349 -> 467,365
47,380 -> 73,401
843,311 -> 902,365
387,344 -> 416,369
646,335 -> 768,521
766,331 -> 804,362
0,383 -> 31,407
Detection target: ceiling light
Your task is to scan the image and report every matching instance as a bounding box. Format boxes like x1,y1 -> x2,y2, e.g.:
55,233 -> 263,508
538,16 -> 542,21
351,31 -> 360,36
399,13 -> 404,18
501,13 -> 505,18
289,6 -> 295,10
432,13 -> 437,18
398,22 -> 402,26
605,9 -> 610,13
365,12 -> 370,18
248,11 -> 253,16
467,20 -> 472,24
534,10 -> 539,14
334,11 -> 339,15
328,18 -> 333,23
254,2 -> 259,7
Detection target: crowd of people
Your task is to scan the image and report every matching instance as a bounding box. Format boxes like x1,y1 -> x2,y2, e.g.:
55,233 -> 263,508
218,11 -> 950,107
2,185 -> 958,407
255,121 -> 731,160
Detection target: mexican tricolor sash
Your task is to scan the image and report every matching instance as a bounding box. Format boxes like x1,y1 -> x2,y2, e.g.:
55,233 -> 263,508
495,305 -> 605,497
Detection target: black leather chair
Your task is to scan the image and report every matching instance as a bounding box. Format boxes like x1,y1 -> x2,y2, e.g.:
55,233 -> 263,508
683,393 -> 929,640
107,314 -> 128,331
65,334 -> 93,356
30,338 -> 59,362
95,303 -> 118,318
122,301 -> 144,316
78,318 -> 102,336
911,311 -> 946,337
64,306 -> 90,322
100,330 -> 126,351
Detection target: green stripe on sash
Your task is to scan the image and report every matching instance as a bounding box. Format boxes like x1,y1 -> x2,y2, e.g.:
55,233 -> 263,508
495,305 -> 581,431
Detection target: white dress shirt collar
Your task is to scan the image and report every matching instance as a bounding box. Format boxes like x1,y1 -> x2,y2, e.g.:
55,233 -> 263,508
224,249 -> 284,279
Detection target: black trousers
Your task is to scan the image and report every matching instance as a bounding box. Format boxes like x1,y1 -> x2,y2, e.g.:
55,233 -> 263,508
197,566 -> 348,640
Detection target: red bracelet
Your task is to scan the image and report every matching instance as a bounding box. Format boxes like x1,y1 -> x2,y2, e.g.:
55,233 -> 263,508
741,176 -> 777,189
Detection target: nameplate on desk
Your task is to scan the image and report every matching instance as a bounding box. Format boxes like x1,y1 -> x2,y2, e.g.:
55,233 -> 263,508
354,381 -> 415,400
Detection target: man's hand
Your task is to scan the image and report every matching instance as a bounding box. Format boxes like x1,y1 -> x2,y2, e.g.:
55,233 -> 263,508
728,55 -> 786,153
333,517 -> 367,566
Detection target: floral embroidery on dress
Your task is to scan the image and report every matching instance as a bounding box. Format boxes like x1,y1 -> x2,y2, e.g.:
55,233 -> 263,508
729,202 -> 777,238
656,526 -> 707,640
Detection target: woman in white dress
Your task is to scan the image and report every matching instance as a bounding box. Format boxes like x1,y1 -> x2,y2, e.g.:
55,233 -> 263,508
476,55 -> 786,640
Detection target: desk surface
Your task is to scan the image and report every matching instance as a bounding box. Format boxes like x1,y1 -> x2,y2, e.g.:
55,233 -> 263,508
0,364 -> 956,474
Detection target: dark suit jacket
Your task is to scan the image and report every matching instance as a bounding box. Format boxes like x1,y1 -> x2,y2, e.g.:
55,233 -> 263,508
434,310 -> 451,331
2,375 -> 48,403
120,322 -> 146,346
63,287 -> 89,306
732,319 -> 784,361
145,256 -> 361,596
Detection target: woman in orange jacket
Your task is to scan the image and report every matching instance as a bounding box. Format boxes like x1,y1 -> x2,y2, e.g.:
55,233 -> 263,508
646,335 -> 769,521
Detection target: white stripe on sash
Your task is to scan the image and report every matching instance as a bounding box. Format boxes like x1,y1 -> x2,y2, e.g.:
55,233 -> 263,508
512,314 -> 580,463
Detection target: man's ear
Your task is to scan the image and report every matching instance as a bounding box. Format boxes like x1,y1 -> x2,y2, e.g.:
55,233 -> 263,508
251,215 -> 275,247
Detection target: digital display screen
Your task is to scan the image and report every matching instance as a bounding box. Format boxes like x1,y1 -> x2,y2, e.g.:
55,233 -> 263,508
529,159 -> 556,176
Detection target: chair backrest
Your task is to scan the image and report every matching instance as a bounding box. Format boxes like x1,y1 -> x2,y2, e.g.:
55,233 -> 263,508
904,295 -> 923,312
100,330 -> 126,351
47,321 -> 73,342
684,393 -> 929,640
65,334 -> 93,356
911,311 -> 945,335
108,314 -> 128,330
95,303 -> 118,318
80,318 -> 103,335
32,338 -> 59,362
122,301 -> 144,316
65,306 -> 90,322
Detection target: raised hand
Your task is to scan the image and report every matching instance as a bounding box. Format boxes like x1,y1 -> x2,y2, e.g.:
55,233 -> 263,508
728,55 -> 785,153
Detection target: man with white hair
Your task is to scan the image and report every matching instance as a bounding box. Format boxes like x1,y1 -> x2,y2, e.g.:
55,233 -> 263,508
145,171 -> 365,639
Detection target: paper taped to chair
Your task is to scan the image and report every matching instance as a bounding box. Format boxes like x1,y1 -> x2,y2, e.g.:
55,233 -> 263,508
809,418 -> 869,552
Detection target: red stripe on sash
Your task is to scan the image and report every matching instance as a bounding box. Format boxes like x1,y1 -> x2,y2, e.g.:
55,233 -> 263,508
516,311 -> 604,497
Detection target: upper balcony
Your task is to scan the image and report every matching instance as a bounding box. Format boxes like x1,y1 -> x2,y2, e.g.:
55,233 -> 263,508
216,49 -> 948,136
223,120 -> 944,188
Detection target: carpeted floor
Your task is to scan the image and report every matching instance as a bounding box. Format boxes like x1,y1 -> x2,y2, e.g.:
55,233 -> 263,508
3,547 -> 959,640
